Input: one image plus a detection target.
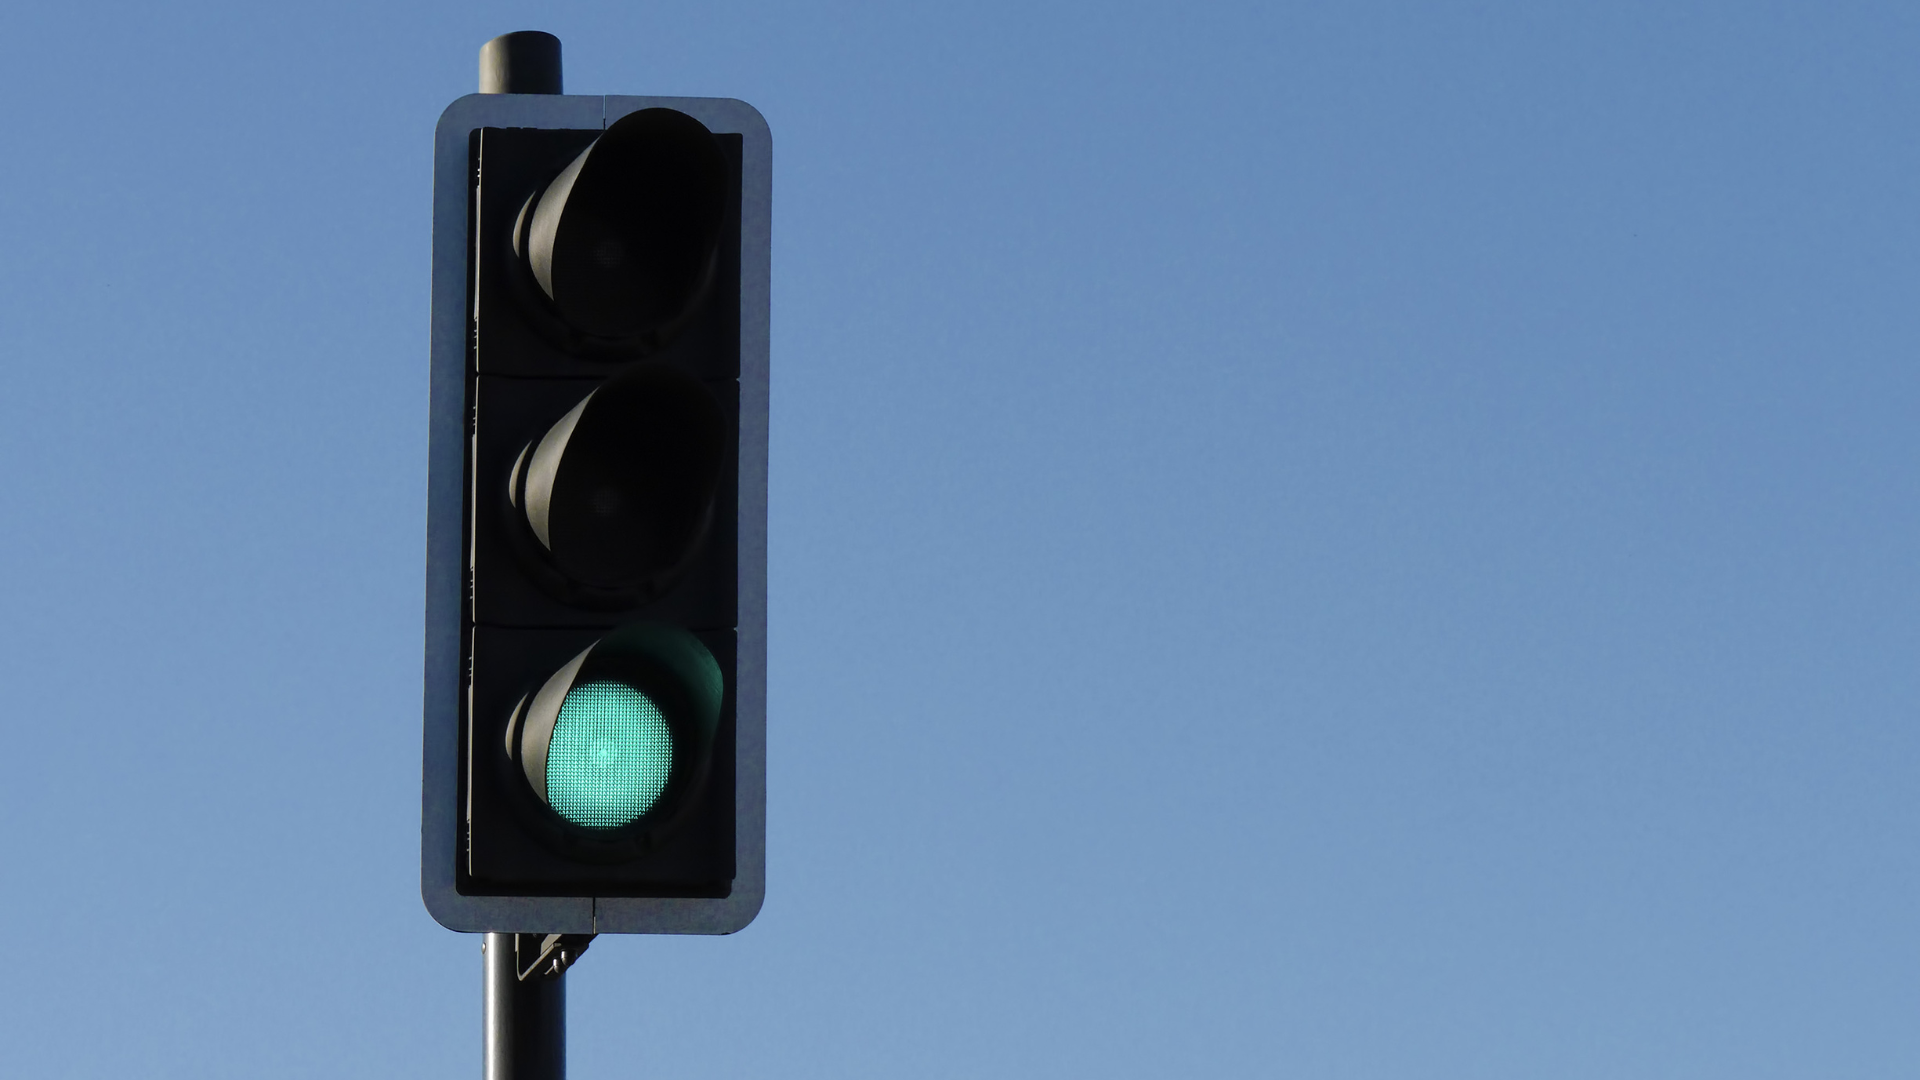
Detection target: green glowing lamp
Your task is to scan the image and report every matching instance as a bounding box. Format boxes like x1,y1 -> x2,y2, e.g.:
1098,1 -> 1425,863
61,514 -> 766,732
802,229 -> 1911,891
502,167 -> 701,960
547,681 -> 674,828
505,622 -> 724,854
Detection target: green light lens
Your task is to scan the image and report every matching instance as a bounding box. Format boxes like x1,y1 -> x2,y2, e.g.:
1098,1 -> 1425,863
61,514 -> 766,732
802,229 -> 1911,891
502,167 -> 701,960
547,680 -> 673,829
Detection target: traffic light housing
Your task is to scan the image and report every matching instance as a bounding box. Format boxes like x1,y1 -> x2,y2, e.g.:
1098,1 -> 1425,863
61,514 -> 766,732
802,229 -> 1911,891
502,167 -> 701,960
422,91 -> 768,935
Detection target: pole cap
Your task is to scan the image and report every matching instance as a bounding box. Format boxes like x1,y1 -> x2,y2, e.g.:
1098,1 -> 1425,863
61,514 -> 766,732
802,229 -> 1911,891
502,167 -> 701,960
480,31 -> 563,94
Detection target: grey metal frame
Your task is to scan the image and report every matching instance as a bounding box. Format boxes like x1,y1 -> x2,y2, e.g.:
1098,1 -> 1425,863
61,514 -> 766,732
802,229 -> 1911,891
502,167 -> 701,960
422,93 -> 770,935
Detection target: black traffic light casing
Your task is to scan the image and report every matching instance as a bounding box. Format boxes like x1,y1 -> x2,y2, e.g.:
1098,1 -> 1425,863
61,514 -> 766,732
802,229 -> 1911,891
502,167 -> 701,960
423,93 -> 769,935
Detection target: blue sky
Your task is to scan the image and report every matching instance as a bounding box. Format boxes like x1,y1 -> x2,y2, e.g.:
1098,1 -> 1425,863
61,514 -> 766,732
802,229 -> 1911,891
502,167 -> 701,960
0,1 -> 1915,1077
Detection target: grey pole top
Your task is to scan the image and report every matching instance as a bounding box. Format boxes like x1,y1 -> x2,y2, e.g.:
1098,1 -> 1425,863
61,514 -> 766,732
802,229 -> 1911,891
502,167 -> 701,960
480,31 -> 563,95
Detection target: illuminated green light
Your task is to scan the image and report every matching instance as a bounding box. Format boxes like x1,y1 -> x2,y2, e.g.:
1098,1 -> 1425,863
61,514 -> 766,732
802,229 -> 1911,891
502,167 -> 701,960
547,681 -> 673,828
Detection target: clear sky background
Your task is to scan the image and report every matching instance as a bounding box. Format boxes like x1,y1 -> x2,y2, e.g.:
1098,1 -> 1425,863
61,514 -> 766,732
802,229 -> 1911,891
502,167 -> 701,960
0,1 -> 1915,1077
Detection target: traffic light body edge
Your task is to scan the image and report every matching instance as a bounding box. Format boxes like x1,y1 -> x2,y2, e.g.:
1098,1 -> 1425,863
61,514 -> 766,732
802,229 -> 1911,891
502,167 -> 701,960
422,93 -> 769,935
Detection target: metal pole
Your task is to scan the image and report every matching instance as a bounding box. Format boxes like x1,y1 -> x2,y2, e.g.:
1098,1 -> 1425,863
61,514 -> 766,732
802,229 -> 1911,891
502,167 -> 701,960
484,934 -> 568,1080
476,31 -> 571,1080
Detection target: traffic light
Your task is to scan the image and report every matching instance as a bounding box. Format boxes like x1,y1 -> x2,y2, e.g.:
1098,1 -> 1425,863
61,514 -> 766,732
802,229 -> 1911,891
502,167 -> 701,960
422,83 -> 769,936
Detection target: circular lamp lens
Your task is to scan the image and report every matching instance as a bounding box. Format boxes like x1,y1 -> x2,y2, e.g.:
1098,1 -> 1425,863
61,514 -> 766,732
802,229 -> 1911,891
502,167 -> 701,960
520,107 -> 728,344
510,363 -> 727,604
546,680 -> 674,829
